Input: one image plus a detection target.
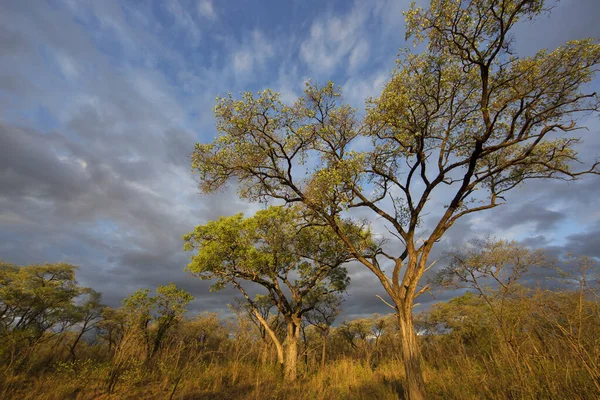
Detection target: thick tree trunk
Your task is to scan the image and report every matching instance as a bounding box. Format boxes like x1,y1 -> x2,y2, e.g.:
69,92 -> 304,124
398,308 -> 426,400
284,320 -> 300,381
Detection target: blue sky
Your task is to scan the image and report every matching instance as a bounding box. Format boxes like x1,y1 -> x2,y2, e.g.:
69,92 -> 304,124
1,0 -> 599,318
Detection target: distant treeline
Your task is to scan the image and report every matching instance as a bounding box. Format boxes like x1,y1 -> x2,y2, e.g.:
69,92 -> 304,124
1,251 -> 598,399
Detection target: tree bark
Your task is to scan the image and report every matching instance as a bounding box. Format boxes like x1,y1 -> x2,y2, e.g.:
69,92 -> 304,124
284,319 -> 300,381
397,308 -> 426,400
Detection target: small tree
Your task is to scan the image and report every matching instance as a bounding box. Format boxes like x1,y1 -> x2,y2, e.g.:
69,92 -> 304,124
438,238 -> 549,337
121,288 -> 153,360
107,283 -> 192,392
0,261 -> 83,367
184,205 -> 372,380
190,0 -> 600,396
436,238 -> 550,369
304,292 -> 343,369
97,307 -> 126,354
151,283 -> 194,358
67,288 -> 104,361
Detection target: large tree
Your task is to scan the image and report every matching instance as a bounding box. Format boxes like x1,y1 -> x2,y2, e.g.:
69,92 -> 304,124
190,0 -> 600,397
184,206 -> 372,380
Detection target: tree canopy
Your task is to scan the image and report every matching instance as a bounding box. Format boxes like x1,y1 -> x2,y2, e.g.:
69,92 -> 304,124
184,205 -> 374,380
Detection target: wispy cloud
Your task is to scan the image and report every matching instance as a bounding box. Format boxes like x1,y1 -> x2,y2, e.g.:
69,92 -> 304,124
299,4 -> 370,74
166,0 -> 202,44
197,0 -> 216,20
231,30 -> 274,79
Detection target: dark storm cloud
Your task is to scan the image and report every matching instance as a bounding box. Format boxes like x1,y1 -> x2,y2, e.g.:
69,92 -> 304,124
493,204 -> 566,233
0,8 -> 249,309
562,229 -> 600,259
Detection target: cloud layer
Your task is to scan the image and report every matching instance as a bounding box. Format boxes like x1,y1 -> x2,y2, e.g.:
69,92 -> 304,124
1,0 -> 599,319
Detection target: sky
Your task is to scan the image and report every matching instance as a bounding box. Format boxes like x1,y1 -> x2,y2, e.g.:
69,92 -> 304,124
1,0 -> 599,320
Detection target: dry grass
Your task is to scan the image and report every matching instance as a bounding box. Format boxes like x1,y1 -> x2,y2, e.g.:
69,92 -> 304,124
2,288 -> 599,399
1,359 -> 403,400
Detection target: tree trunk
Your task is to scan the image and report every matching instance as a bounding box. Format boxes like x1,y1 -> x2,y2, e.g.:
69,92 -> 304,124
69,328 -> 86,361
252,309 -> 284,370
284,320 -> 300,381
398,308 -> 426,400
301,323 -> 308,371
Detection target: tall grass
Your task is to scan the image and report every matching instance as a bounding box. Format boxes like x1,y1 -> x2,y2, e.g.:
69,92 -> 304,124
2,288 -> 599,399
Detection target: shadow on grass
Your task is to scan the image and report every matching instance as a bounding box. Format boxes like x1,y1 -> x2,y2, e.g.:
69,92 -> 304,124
348,376 -> 405,400
181,377 -> 405,400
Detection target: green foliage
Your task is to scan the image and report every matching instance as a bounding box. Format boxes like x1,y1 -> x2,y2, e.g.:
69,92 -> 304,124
0,262 -> 80,333
117,283 -> 194,360
154,283 -> 194,323
183,206 -> 366,313
0,261 -> 99,368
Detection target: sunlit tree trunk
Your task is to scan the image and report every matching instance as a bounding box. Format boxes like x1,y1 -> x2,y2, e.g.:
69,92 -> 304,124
252,309 -> 284,370
392,251 -> 427,400
397,308 -> 426,400
284,319 -> 301,381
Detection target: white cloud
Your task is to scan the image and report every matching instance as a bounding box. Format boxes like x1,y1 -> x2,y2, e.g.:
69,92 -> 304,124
349,39 -> 370,71
233,50 -> 253,73
342,71 -> 388,108
299,3 -> 370,74
231,30 -> 274,78
197,0 -> 216,20
55,53 -> 79,79
167,0 -> 201,43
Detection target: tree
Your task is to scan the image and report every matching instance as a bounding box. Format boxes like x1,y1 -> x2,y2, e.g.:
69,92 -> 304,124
0,261 -> 83,367
107,283 -> 192,393
437,237 -> 550,346
120,283 -> 193,360
97,306 -> 126,353
337,314 -> 389,367
121,288 -> 153,360
304,292 -> 342,369
435,238 -> 551,385
151,283 -> 194,358
183,206 -> 372,380
66,288 -> 104,361
230,295 -> 285,365
190,0 -> 600,397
